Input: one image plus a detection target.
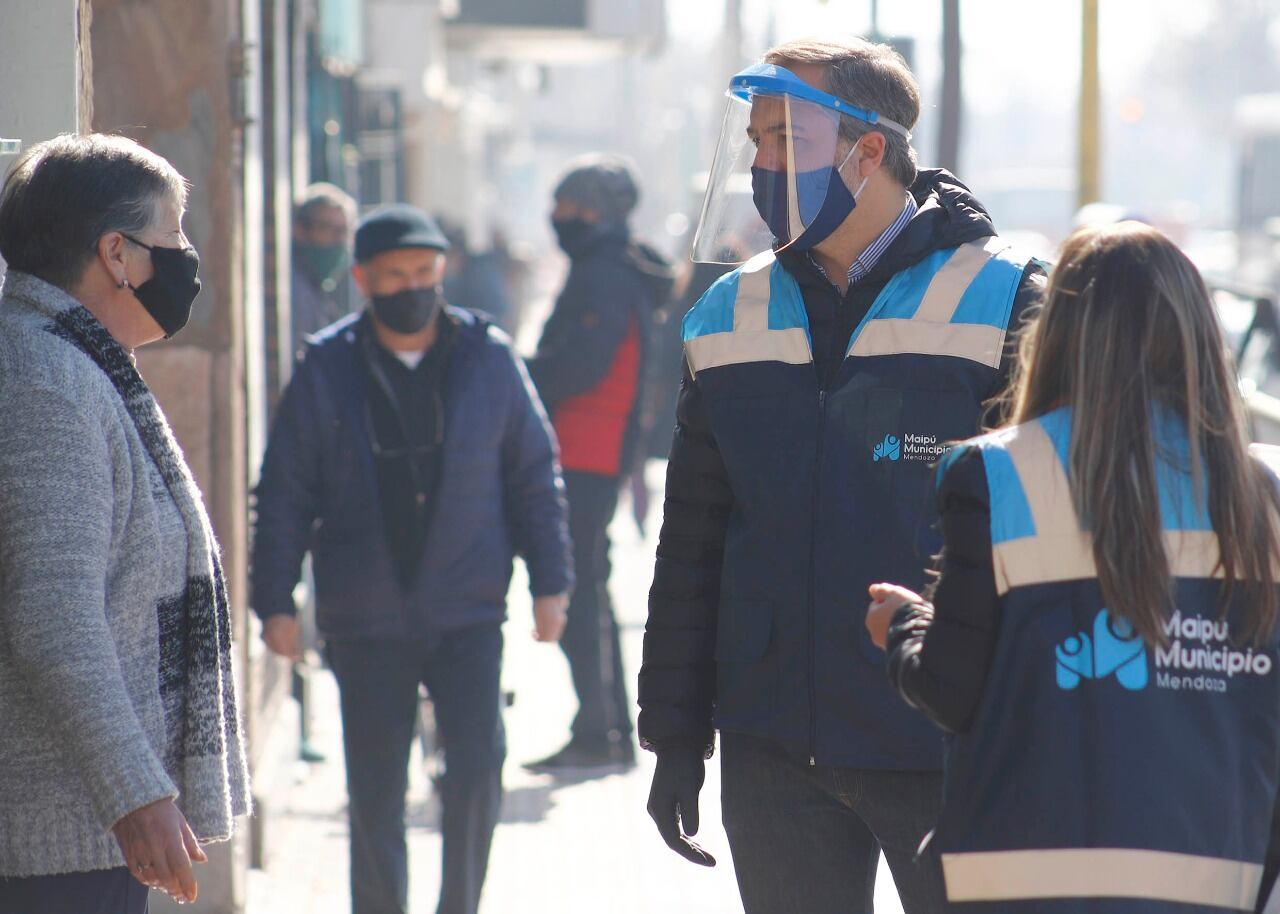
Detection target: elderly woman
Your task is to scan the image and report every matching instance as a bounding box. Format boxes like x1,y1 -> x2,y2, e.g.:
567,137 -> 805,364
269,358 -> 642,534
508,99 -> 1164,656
0,134 -> 249,912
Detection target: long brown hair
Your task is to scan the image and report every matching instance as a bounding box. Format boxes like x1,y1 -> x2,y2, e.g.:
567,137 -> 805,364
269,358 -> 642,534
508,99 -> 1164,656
1001,222 -> 1280,645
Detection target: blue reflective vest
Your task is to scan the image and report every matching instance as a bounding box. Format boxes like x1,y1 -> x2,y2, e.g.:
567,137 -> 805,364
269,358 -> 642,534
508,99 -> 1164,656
933,409 -> 1280,912
683,237 -> 1031,768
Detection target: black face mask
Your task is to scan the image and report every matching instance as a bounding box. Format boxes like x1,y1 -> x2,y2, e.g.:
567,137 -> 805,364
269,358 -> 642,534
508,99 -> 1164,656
551,217 -> 600,257
123,235 -> 202,338
371,287 -> 440,334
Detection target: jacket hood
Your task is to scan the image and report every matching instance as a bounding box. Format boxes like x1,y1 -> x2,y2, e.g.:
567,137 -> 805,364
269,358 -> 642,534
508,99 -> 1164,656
908,168 -> 997,249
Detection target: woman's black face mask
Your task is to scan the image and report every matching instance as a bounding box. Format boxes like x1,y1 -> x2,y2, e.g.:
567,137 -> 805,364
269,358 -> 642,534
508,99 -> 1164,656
123,234 -> 202,338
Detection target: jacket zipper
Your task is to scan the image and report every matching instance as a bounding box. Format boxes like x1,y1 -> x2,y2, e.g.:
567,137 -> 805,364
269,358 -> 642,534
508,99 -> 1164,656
809,387 -> 826,767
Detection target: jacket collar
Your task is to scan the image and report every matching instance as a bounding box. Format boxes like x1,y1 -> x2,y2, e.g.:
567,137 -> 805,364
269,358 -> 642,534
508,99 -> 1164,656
778,168 -> 998,293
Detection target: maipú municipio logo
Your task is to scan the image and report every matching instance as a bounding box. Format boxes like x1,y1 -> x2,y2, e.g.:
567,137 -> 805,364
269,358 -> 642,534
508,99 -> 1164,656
872,434 -> 901,462
1055,609 -> 1148,690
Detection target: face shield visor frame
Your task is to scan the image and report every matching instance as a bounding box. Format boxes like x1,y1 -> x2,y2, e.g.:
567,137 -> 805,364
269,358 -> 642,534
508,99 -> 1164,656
690,63 -> 912,266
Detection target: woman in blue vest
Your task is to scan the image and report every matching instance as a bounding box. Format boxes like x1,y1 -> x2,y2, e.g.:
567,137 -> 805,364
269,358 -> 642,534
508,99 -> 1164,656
866,221 -> 1280,913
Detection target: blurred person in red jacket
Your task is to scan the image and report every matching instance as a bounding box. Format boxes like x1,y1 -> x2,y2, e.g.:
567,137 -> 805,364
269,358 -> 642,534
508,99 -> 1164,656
524,154 -> 673,772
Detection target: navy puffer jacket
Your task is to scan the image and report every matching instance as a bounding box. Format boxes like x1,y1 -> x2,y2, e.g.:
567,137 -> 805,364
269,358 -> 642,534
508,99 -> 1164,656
251,307 -> 573,639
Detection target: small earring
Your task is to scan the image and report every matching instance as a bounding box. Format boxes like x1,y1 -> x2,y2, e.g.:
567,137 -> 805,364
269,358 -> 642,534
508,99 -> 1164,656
117,278 -> 128,289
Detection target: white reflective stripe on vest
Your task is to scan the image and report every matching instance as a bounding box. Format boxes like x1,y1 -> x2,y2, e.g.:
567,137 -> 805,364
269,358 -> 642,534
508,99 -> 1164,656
847,236 -> 1013,367
992,420 -> 1223,596
686,250 -> 812,375
942,848 -> 1262,909
915,235 -> 1008,322
685,328 -> 811,374
848,319 -> 1006,369
732,250 -> 775,332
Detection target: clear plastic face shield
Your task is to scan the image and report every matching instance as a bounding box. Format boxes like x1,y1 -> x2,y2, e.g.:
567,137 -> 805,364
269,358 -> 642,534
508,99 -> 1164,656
691,63 -> 911,265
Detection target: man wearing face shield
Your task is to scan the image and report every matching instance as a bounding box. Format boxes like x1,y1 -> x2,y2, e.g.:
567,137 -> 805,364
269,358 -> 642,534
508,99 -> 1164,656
639,38 -> 1047,912
252,204 -> 573,914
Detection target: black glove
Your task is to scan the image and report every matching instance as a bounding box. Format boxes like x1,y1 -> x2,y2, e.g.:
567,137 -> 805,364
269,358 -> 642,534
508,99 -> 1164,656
646,747 -> 716,866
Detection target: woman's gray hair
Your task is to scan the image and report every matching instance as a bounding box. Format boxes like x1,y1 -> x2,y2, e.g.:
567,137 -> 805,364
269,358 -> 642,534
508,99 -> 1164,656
764,38 -> 921,188
0,133 -> 188,290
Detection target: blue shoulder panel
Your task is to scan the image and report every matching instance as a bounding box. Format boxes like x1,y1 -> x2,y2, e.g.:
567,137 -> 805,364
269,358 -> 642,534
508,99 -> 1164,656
975,431 -> 1037,545
682,269 -> 741,342
870,248 -> 954,322
950,246 -> 1027,328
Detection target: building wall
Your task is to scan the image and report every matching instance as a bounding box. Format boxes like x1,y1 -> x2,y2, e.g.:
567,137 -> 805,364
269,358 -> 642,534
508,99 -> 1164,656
0,0 -> 93,269
90,1 -> 263,910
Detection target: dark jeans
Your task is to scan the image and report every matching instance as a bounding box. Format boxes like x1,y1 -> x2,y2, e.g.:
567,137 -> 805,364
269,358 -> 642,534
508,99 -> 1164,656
327,624 -> 505,914
0,867 -> 149,914
561,470 -> 632,747
721,731 -> 947,914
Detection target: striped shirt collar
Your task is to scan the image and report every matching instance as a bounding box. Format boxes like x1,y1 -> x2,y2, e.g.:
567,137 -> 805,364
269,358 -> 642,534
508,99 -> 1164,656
808,193 -> 918,289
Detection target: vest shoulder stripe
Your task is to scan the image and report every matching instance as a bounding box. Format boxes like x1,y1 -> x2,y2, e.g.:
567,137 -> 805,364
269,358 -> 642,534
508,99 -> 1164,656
980,412 -> 1227,594
682,251 -> 812,374
847,236 -> 1029,363
685,328 -> 811,374
978,432 -> 1037,546
994,530 -> 1224,595
682,271 -> 740,341
732,250 -> 774,332
949,242 -> 1027,328
941,848 -> 1261,908
848,318 -> 1006,368
915,236 -> 1009,323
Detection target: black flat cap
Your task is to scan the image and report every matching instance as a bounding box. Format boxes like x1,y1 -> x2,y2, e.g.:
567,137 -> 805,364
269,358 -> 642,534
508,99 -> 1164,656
354,204 -> 450,262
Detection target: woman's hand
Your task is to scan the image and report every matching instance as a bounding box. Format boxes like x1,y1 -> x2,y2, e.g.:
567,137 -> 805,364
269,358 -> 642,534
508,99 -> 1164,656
111,797 -> 207,903
866,583 -> 926,649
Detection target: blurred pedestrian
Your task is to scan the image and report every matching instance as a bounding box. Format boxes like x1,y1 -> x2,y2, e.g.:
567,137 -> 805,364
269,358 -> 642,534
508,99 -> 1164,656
252,203 -> 572,914
868,222 -> 1280,912
439,215 -> 517,333
524,154 -> 674,773
291,182 -> 356,356
639,38 -> 1045,912
0,133 -> 249,912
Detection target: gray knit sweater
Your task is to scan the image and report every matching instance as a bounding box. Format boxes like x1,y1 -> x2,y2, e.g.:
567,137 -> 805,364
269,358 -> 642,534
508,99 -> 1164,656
0,272 -> 250,877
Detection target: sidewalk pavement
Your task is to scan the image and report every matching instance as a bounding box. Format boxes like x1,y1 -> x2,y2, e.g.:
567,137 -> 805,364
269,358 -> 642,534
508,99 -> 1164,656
245,464 -> 906,914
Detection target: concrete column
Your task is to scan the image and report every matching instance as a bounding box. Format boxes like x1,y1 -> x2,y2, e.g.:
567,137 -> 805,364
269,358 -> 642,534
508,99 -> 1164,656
90,0 -> 264,910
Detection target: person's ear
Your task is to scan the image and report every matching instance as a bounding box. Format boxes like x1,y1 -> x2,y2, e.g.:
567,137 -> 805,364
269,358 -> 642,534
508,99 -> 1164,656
98,231 -> 130,288
851,132 -> 887,179
432,254 -> 447,285
352,262 -> 370,298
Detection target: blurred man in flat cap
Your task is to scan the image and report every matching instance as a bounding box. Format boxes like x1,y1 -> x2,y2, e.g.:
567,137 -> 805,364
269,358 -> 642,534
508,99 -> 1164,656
252,203 -> 572,914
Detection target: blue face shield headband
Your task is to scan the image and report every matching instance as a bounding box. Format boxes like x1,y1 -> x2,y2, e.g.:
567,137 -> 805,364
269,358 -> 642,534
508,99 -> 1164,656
727,63 -> 912,141
736,64 -> 911,252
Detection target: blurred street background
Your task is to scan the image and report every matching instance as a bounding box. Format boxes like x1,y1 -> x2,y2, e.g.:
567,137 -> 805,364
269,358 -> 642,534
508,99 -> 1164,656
4,0 -> 1280,911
